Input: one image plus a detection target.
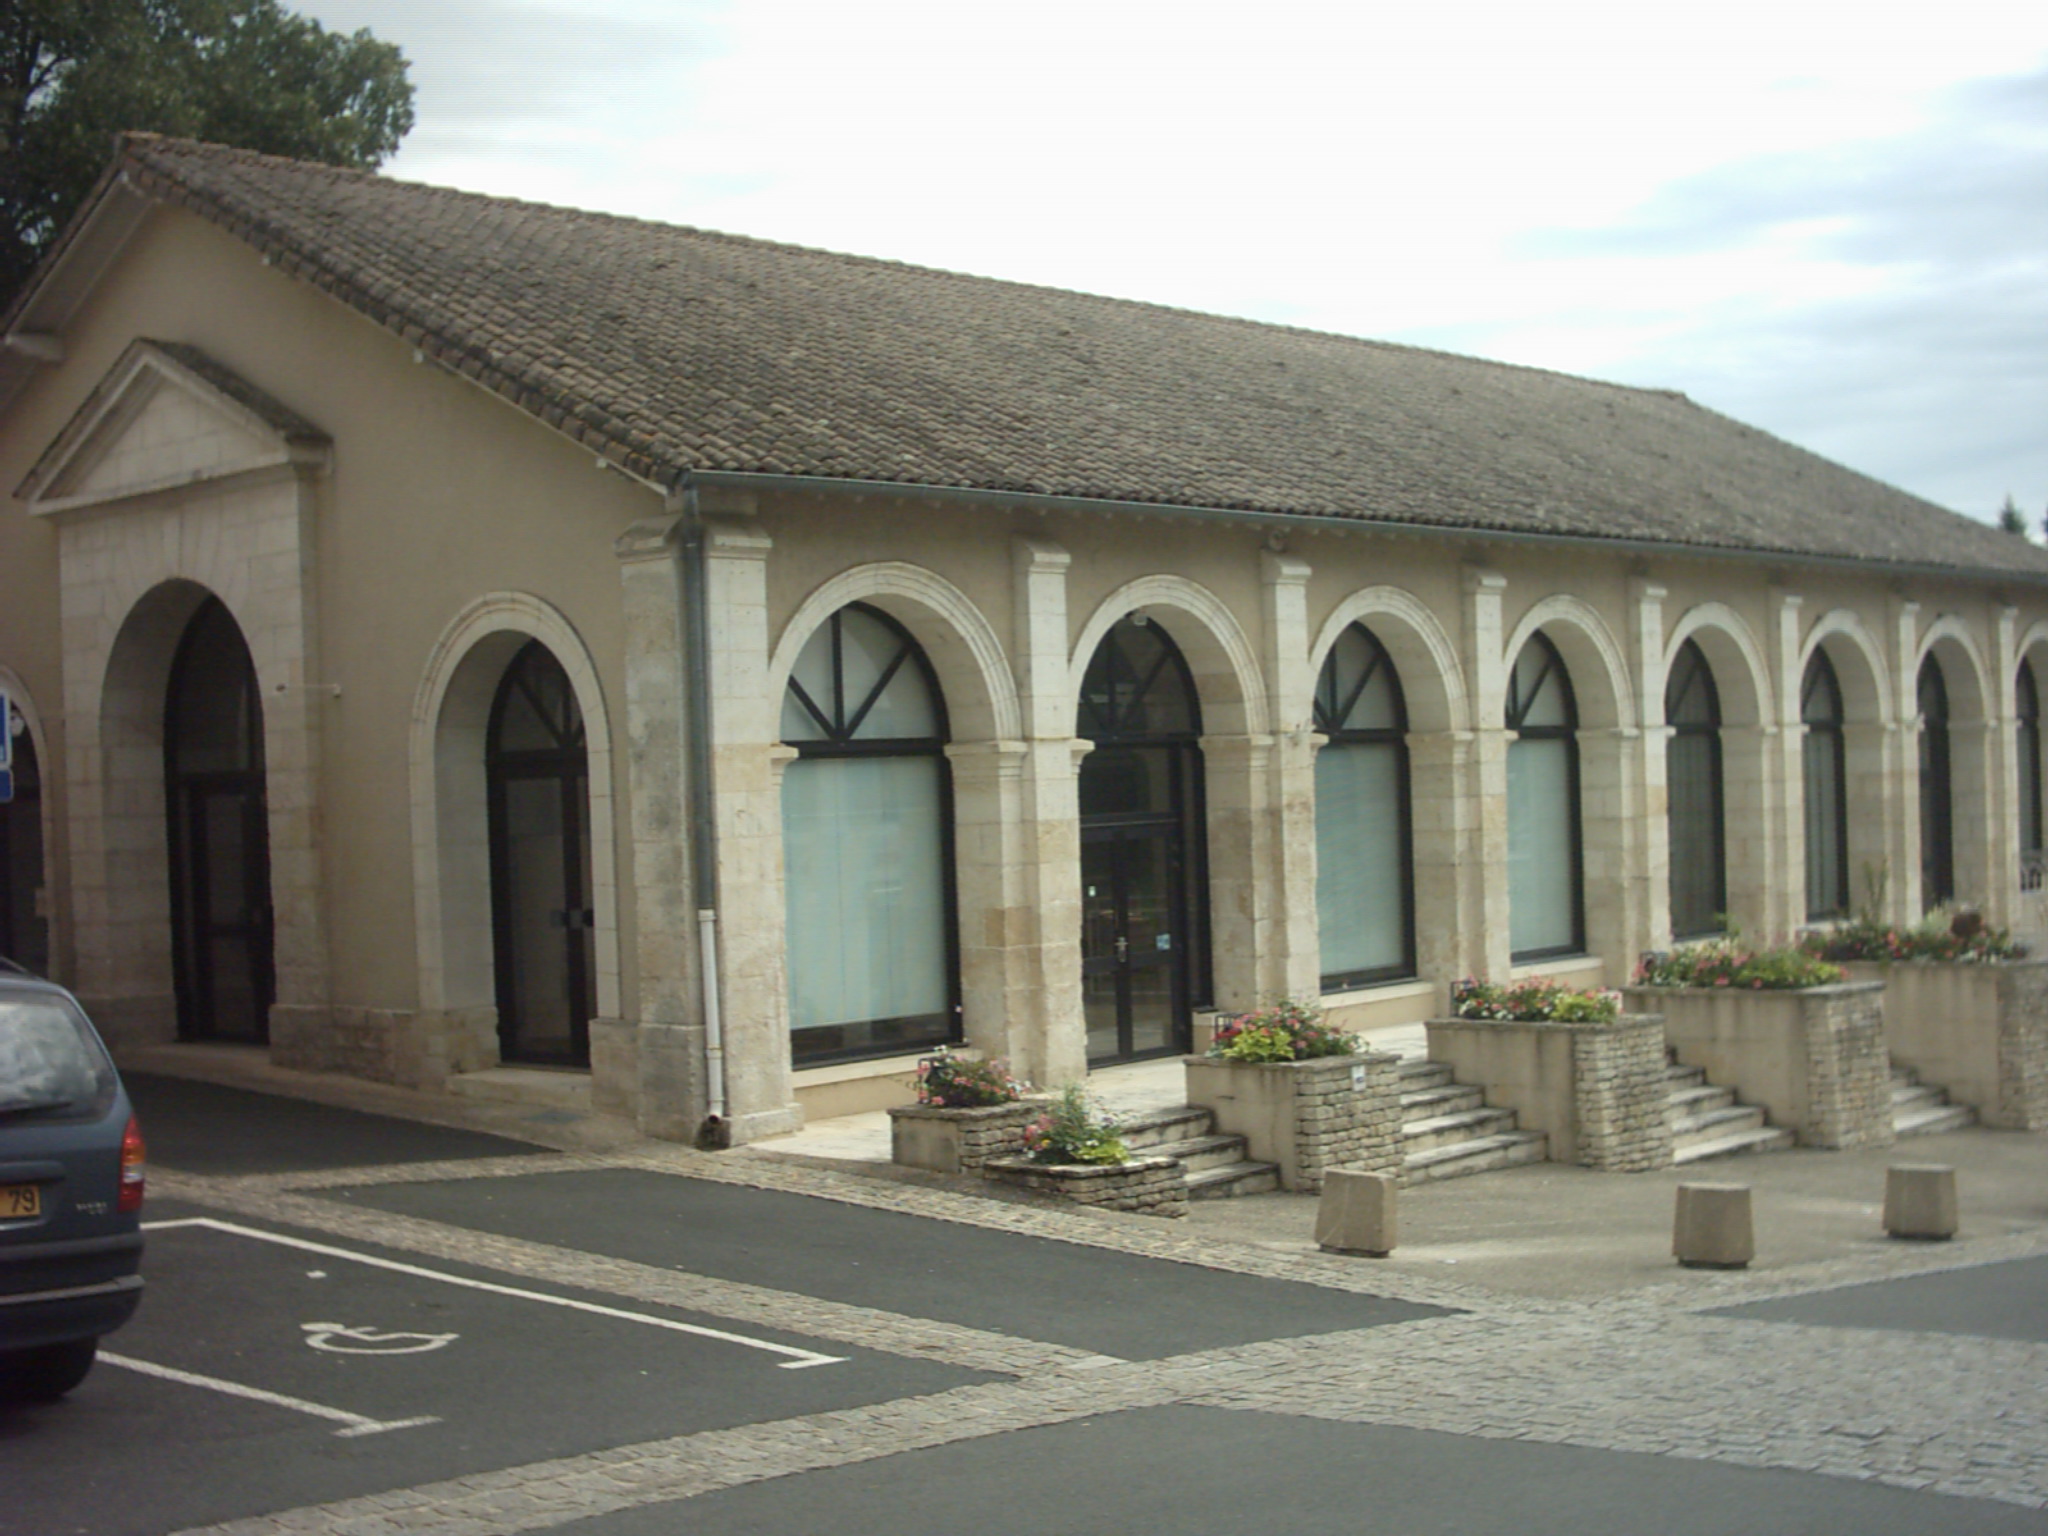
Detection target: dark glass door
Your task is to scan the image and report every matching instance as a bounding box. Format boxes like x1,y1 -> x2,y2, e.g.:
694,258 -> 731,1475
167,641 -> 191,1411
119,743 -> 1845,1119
1082,826 -> 1186,1064
488,643 -> 594,1067
1,715 -> 48,975
165,597 -> 274,1043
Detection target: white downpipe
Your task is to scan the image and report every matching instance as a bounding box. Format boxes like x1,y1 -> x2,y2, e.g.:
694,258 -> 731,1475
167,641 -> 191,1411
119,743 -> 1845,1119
698,907 -> 726,1120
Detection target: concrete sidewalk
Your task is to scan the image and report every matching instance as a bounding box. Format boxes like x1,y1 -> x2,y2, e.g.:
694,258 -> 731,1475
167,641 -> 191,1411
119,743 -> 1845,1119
120,1036 -> 2048,1306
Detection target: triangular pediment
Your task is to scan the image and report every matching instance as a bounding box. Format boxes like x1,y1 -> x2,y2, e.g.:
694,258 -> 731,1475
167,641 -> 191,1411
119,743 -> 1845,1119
16,340 -> 328,515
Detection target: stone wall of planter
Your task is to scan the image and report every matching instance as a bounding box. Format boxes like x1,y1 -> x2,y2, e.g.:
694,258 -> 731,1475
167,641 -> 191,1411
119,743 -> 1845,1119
1424,1012 -> 1673,1171
1841,958 -> 2048,1130
1183,1052 -> 1402,1192
982,1155 -> 1188,1217
1623,980 -> 1892,1149
888,1101 -> 1043,1175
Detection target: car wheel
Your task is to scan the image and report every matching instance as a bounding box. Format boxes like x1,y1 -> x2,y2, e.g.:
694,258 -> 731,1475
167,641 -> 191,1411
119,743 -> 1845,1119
0,1338 -> 99,1402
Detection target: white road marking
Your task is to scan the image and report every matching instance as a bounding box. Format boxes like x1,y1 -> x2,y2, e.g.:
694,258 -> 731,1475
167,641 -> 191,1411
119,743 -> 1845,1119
99,1352 -> 439,1437
144,1215 -> 847,1368
302,1322 -> 459,1355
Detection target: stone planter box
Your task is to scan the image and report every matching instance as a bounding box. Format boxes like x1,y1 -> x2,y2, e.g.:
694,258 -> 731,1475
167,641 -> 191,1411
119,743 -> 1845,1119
1841,958 -> 2048,1129
1424,1012 -> 1673,1171
1183,1052 -> 1401,1192
888,1100 -> 1043,1175
983,1155 -> 1188,1217
1622,981 -> 1892,1150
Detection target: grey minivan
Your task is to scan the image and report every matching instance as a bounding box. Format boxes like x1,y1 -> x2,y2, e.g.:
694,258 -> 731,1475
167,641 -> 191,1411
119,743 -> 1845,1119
0,961 -> 145,1400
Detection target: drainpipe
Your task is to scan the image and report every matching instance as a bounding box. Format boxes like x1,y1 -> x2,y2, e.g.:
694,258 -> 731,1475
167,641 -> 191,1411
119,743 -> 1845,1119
677,474 -> 730,1148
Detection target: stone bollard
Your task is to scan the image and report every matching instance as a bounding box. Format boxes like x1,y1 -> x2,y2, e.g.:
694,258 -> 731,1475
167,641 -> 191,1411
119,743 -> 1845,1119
1884,1164 -> 1958,1241
1673,1182 -> 1754,1269
1316,1168 -> 1397,1257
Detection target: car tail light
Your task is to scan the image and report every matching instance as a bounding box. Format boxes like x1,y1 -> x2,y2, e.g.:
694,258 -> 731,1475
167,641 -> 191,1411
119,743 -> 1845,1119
118,1116 -> 146,1213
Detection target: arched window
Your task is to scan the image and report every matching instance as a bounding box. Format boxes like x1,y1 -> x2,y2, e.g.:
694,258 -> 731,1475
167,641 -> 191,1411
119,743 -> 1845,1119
1801,650 -> 1849,920
1505,632 -> 1582,959
1076,615 -> 1208,1063
781,604 -> 957,1065
1918,654 -> 1954,908
488,640 -> 594,1066
1665,639 -> 1725,938
1313,624 -> 1413,987
2019,661 -> 2042,889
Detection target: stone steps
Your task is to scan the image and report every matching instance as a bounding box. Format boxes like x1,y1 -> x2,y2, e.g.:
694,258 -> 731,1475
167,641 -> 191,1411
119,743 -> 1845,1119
1397,1058 -> 1547,1183
1664,1058 -> 1793,1163
1120,1105 -> 1280,1200
1892,1065 -> 1976,1138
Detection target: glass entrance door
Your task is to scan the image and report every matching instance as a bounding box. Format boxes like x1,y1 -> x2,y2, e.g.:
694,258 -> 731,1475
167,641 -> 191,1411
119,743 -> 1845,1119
1081,826 -> 1186,1064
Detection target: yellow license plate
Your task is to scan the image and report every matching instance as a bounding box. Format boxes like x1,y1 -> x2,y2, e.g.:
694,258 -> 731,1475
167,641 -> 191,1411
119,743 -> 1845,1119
1,1184 -> 41,1219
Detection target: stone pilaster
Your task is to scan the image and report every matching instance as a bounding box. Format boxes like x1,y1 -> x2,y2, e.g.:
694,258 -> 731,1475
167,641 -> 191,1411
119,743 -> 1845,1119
1769,590 -> 1809,928
1200,731 -> 1280,1010
1629,579 -> 1672,947
1261,550 -> 1320,1001
1462,568 -> 1511,979
1891,597 -> 1925,916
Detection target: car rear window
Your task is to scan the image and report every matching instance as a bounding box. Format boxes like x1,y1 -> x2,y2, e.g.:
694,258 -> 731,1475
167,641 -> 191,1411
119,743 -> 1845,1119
0,997 -> 118,1120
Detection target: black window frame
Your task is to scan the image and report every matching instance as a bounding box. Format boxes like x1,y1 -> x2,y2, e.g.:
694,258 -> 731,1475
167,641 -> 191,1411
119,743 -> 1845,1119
2019,660 -> 2042,887
1312,623 -> 1416,990
1918,653 -> 1954,909
1664,638 -> 1727,940
1505,631 -> 1585,961
1800,649 -> 1851,921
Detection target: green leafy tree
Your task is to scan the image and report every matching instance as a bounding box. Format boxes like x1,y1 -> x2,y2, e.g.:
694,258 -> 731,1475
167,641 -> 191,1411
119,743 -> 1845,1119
1,0 -> 414,301
1998,494 -> 2027,535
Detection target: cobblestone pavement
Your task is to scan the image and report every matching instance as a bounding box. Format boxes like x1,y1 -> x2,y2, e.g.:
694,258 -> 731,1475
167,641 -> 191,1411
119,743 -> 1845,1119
149,1135 -> 2048,1536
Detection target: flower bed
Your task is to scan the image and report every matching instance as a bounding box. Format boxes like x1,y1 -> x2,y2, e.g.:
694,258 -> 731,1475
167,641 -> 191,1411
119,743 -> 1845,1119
1186,1001 -> 1399,1192
889,1049 -> 1040,1174
1626,940 -> 1889,1149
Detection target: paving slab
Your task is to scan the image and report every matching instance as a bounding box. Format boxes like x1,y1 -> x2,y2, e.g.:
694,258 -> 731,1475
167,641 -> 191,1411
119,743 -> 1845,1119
1712,1253 -> 2048,1342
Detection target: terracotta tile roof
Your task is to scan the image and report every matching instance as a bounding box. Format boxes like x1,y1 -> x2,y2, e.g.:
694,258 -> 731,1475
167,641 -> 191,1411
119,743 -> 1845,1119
76,135 -> 2048,577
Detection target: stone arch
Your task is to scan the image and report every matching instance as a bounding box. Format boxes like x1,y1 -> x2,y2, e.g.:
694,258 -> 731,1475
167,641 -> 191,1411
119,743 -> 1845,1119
0,665 -> 57,977
1663,603 -> 1771,727
1070,575 -> 1268,738
1502,595 -> 1634,732
1800,609 -> 1892,727
1915,615 -> 1993,724
1309,586 -> 1467,735
1915,615 -> 1996,911
1797,611 -> 1896,920
410,593 -> 620,1034
769,563 -> 1021,744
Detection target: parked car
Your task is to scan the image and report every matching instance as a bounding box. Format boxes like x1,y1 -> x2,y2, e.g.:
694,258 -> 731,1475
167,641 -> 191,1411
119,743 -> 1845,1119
0,963 -> 145,1401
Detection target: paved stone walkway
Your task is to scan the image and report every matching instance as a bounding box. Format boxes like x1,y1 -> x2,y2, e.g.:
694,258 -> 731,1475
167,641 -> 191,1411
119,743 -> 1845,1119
154,1131 -> 2048,1535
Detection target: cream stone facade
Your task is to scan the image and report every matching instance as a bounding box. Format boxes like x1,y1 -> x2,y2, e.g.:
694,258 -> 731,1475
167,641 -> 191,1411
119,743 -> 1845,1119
5,139 -> 2048,1148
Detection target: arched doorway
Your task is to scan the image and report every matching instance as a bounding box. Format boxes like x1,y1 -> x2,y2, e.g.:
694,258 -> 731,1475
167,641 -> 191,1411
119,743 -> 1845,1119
164,597 -> 274,1042
1076,616 -> 1209,1064
487,640 -> 596,1066
1918,655 -> 1954,908
1665,639 -> 1726,938
1,701 -> 48,975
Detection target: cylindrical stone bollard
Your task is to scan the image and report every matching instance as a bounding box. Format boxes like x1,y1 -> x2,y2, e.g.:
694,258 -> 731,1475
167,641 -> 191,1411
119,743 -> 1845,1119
1674,1182 -> 1754,1269
1315,1168 -> 1397,1257
1884,1164 -> 1958,1240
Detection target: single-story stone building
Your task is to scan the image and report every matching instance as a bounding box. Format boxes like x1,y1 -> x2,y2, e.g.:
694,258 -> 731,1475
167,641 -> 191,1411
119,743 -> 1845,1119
5,134 -> 2047,1144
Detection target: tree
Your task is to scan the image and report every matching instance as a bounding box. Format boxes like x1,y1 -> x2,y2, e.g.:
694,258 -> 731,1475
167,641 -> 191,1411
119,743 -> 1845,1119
1998,494 -> 2027,535
1,0 -> 414,303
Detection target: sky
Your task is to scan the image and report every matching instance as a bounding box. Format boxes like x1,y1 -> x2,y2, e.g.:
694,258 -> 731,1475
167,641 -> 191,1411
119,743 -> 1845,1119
298,0 -> 2048,525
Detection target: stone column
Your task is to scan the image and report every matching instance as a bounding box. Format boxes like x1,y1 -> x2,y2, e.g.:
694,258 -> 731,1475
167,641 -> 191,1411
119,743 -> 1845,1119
1580,724 -> 1649,970
944,738 -> 1033,1068
1891,598 -> 1926,917
1987,606 -> 2022,926
1768,590 -> 1809,930
1011,537 -> 1086,1088
1629,580 -> 1673,948
1261,550 -> 1321,1001
1201,731 -> 1280,1011
702,520 -> 801,1142
1462,568 -> 1511,979
612,513 -> 703,1135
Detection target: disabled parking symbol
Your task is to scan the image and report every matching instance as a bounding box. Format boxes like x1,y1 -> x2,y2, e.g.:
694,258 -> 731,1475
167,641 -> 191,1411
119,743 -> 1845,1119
301,1322 -> 459,1355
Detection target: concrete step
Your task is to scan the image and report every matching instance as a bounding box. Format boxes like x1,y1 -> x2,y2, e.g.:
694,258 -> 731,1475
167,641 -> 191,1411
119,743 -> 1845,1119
1672,1123 -> 1797,1163
1671,1102 -> 1773,1146
1666,1061 -> 1708,1088
1119,1105 -> 1214,1150
1398,1060 -> 1456,1092
446,1067 -> 592,1112
1403,1130 -> 1549,1183
1399,1083 -> 1486,1119
1666,1082 -> 1736,1118
1402,1105 -> 1522,1154
1896,1102 -> 1976,1137
1186,1160 -> 1283,1199
1149,1132 -> 1255,1176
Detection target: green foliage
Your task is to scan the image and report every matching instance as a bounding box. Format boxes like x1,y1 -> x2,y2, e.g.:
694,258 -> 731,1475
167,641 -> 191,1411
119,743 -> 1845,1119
1801,908 -> 2028,965
1022,1085 -> 1128,1165
1999,495 -> 2028,536
911,1048 -> 1026,1109
2,0 -> 415,299
1450,977 -> 1621,1023
1635,937 -> 1843,990
1208,999 -> 1358,1062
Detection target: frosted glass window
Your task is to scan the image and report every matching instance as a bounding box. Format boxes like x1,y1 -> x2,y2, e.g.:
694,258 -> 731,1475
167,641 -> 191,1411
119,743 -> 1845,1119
1508,737 -> 1577,954
783,755 -> 949,1037
1665,640 -> 1724,938
1801,652 -> 1849,919
1315,743 -> 1407,978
